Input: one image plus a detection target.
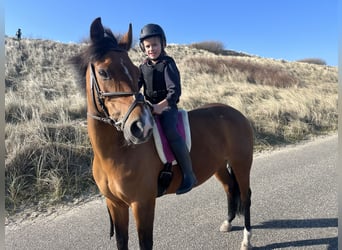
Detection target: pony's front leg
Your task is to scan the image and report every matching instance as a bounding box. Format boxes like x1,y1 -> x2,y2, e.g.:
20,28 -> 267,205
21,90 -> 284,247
106,198 -> 129,250
131,199 -> 156,250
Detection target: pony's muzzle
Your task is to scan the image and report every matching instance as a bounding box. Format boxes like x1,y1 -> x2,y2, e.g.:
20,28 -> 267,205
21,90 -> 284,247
132,120 -> 152,139
125,119 -> 153,144
125,105 -> 153,144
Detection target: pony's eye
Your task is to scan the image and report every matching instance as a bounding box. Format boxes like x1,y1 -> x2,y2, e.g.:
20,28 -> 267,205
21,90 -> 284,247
98,69 -> 110,79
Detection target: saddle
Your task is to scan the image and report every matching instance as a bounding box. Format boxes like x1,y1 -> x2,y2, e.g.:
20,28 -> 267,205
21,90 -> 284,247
152,109 -> 191,196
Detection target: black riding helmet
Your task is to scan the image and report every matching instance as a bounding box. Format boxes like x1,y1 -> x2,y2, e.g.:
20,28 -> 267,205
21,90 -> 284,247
139,24 -> 167,52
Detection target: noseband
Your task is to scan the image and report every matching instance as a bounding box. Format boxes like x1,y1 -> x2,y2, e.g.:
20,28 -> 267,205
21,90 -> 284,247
87,63 -> 145,131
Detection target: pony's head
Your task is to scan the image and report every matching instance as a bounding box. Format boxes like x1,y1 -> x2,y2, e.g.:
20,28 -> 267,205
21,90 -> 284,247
72,17 -> 153,144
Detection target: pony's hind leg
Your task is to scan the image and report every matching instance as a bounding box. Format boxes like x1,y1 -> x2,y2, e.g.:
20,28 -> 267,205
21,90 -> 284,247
214,165 -> 238,232
231,164 -> 252,250
106,198 -> 129,250
219,191 -> 239,232
215,165 -> 252,249
240,189 -> 252,250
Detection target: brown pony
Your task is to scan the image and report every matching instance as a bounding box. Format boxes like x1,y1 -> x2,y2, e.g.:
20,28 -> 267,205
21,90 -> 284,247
71,17 -> 254,250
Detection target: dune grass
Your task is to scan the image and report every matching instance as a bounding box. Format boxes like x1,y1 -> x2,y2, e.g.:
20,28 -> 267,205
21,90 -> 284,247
5,37 -> 338,215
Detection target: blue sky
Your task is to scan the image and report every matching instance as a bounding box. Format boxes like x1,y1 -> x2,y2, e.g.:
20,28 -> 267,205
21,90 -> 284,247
5,1 -> 338,66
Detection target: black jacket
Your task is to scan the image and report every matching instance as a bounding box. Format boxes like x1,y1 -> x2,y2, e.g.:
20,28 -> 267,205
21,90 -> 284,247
138,55 -> 181,106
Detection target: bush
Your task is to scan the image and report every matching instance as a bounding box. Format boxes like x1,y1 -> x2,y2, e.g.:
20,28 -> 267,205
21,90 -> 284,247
190,41 -> 225,54
185,57 -> 299,88
296,58 -> 327,65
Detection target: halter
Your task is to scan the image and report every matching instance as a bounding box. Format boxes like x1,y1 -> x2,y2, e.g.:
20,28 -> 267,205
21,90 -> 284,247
87,62 -> 145,131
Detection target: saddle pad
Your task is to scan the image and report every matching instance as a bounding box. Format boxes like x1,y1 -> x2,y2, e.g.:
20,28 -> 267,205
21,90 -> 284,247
152,109 -> 191,165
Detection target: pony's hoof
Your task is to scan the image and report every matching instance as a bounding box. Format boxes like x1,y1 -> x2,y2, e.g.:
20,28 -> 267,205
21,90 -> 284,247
219,220 -> 232,232
240,228 -> 252,249
240,242 -> 252,250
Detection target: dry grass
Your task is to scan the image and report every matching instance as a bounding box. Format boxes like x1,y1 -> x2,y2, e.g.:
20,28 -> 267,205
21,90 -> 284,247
5,38 -> 94,213
5,37 -> 338,215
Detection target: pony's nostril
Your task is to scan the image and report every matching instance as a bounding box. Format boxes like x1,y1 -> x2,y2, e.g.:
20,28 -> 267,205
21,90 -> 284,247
130,121 -> 144,139
136,121 -> 144,131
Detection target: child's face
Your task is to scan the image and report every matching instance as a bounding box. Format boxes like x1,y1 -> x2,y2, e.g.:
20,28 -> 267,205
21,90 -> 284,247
142,36 -> 162,60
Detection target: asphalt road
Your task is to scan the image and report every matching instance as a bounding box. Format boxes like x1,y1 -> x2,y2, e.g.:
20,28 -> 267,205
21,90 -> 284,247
5,135 -> 338,250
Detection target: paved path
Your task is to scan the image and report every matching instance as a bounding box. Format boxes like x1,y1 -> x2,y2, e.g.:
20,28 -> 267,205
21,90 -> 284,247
6,135 -> 338,249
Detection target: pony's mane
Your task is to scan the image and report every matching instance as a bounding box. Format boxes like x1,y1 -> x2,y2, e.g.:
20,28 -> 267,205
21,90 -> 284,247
70,28 -> 119,91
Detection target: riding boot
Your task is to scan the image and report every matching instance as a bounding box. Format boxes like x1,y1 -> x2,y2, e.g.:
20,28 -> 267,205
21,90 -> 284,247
169,140 -> 197,195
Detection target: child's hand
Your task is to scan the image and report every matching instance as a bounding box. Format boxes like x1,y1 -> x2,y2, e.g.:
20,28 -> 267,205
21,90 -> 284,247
152,103 -> 170,115
152,104 -> 164,114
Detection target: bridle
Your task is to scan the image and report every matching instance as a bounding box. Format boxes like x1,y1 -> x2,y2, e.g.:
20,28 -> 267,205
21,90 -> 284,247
87,61 -> 146,131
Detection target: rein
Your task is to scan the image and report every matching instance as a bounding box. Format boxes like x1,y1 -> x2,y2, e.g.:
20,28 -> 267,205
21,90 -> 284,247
87,63 -> 145,131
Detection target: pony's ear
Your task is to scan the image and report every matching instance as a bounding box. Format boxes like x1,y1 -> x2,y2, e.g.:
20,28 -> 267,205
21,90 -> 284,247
118,23 -> 132,51
90,17 -> 105,42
